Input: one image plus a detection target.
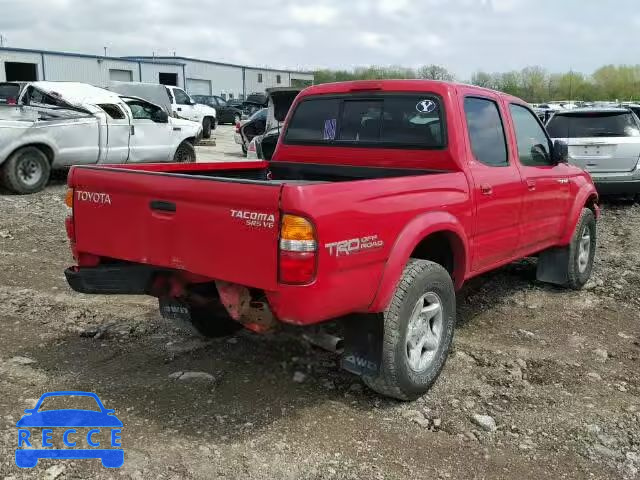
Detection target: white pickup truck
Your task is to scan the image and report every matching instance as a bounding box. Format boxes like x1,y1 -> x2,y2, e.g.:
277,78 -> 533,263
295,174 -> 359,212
108,83 -> 217,139
0,82 -> 202,194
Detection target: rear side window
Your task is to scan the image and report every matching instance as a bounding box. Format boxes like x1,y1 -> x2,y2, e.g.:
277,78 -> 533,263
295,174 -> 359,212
464,97 -> 508,167
547,111 -> 640,138
284,95 -> 445,148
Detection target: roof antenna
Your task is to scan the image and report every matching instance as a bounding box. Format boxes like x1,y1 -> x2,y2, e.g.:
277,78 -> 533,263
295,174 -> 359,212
103,46 -> 107,57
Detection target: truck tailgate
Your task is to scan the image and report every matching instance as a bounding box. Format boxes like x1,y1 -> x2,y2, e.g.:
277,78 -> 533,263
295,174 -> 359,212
70,166 -> 282,290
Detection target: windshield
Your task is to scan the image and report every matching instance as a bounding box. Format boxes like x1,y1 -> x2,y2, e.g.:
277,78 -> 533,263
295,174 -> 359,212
547,111 -> 640,138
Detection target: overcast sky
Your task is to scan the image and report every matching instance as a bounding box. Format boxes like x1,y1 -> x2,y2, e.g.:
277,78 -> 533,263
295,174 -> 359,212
0,0 -> 637,78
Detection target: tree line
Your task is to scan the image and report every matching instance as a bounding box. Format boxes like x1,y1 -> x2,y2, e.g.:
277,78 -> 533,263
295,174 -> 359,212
313,64 -> 640,103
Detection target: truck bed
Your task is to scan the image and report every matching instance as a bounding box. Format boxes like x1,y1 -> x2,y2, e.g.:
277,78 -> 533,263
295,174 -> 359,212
68,160 -> 459,299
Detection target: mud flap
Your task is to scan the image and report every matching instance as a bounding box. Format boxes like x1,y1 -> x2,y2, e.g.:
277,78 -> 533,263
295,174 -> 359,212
340,314 -> 384,377
536,247 -> 569,286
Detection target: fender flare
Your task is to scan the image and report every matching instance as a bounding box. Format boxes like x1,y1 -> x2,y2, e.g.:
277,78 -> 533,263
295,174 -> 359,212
368,211 -> 470,312
560,184 -> 599,245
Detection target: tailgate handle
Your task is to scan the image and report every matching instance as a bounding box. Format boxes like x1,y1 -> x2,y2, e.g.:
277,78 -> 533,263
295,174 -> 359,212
150,200 -> 176,213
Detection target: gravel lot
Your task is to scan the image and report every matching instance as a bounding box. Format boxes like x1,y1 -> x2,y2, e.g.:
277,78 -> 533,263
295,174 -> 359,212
0,137 -> 638,479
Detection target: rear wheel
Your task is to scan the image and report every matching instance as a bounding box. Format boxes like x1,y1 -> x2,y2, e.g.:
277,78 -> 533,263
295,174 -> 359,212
1,146 -> 50,194
363,260 -> 456,400
202,117 -> 212,138
188,302 -> 243,337
173,141 -> 196,163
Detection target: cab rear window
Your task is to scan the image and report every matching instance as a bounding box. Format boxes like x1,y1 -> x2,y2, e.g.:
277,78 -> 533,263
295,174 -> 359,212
284,95 -> 445,148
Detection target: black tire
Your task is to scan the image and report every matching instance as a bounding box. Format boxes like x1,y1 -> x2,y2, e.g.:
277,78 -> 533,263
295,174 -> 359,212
566,208 -> 596,289
188,302 -> 243,338
363,259 -> 456,401
202,117 -> 212,138
1,146 -> 51,194
173,141 -> 196,163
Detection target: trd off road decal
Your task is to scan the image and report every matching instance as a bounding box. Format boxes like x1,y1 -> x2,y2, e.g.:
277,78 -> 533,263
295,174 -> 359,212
230,209 -> 276,229
325,235 -> 384,257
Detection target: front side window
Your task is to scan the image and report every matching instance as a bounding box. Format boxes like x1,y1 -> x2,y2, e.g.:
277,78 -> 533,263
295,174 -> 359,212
509,104 -> 553,167
464,97 -> 508,166
125,99 -> 161,121
284,95 -> 445,148
546,111 -> 640,138
172,88 -> 191,105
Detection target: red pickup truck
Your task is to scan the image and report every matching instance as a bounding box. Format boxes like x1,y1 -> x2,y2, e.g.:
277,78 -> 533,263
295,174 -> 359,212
64,80 -> 598,400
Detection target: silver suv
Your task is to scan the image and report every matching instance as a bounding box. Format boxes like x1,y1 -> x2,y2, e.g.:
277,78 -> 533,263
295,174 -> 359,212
546,108 -> 640,195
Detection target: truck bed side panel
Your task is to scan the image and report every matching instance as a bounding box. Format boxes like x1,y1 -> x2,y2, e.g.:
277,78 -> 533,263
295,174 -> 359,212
269,172 -> 471,323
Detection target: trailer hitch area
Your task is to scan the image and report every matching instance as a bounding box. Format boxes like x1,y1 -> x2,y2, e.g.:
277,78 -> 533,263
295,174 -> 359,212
214,280 -> 277,333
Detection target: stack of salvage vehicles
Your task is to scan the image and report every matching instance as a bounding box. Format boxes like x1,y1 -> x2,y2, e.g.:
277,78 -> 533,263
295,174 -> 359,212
0,81 -> 217,194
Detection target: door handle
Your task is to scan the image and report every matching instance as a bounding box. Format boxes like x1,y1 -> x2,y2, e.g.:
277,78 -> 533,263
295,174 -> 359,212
150,200 -> 176,213
480,184 -> 493,195
177,107 -> 182,112
526,179 -> 536,191
130,125 -> 135,136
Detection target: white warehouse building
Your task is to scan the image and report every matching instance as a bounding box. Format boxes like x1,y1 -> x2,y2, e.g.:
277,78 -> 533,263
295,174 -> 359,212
0,47 -> 314,100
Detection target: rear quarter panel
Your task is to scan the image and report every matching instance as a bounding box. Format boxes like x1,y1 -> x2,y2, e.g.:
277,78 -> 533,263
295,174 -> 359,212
269,172 -> 471,323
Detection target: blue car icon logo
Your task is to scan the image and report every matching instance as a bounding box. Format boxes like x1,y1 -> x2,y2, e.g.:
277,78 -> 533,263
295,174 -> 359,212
15,391 -> 123,468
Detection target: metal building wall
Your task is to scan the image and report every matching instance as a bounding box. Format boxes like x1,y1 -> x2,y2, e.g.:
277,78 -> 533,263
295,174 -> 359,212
244,68 -> 292,96
0,50 -> 44,82
183,60 -> 243,98
42,55 -> 142,85
139,63 -> 184,87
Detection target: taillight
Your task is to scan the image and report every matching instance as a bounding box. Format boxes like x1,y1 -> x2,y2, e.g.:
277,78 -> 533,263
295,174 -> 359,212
65,188 -> 76,245
235,121 -> 241,133
65,188 -> 74,208
279,214 -> 317,284
7,97 -> 16,105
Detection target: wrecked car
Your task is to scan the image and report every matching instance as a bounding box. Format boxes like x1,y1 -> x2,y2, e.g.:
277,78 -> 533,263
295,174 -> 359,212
0,82 -> 202,194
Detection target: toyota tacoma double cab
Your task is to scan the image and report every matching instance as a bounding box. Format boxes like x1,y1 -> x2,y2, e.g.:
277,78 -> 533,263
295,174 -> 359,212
63,80 -> 599,400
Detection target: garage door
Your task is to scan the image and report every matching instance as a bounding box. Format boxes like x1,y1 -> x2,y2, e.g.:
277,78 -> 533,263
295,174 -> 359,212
186,78 -> 212,96
109,69 -> 133,82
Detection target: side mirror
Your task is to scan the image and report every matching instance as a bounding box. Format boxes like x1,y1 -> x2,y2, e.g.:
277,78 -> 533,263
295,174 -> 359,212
552,140 -> 569,164
151,110 -> 169,123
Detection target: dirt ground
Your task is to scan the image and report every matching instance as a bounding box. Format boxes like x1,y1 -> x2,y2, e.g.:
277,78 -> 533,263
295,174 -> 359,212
0,180 -> 638,479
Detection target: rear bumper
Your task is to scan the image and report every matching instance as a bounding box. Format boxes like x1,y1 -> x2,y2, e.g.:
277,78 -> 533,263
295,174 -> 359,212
66,260 -> 384,326
593,177 -> 640,195
65,265 -> 157,295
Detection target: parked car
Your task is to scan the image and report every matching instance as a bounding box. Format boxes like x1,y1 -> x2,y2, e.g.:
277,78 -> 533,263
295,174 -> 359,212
546,107 -> 640,195
235,108 -> 267,155
63,80 -> 598,400
192,95 -> 242,125
248,87 -> 301,160
0,81 -> 27,105
0,81 -> 201,194
108,82 -> 217,139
